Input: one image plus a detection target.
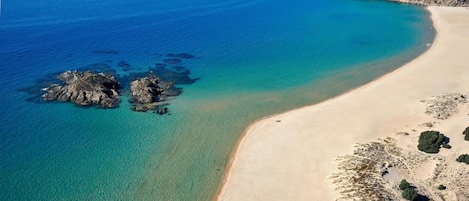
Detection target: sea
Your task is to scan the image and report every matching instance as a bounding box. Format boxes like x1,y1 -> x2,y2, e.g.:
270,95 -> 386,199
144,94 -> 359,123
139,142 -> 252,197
0,0 -> 434,200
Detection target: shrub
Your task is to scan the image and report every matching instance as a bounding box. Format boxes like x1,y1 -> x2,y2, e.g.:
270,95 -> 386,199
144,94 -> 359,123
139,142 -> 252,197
417,131 -> 448,153
437,184 -> 446,190
442,144 -> 451,149
456,154 -> 469,164
463,127 -> 469,141
399,179 -> 410,190
402,188 -> 418,200
398,179 -> 427,201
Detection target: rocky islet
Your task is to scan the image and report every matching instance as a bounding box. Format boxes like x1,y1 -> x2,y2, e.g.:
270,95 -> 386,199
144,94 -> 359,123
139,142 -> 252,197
43,70 -> 121,108
23,52 -> 199,113
129,76 -> 181,113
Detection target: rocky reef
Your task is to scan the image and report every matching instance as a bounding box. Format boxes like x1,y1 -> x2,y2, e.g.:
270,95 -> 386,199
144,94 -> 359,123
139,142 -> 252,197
20,52 -> 199,114
166,53 -> 196,59
117,61 -> 132,72
43,70 -> 121,107
92,49 -> 119,55
129,75 -> 181,113
388,0 -> 469,6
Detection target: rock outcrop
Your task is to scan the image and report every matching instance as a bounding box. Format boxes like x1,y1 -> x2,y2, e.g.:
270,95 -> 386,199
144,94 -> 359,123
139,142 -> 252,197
388,0 -> 469,6
23,52 -> 200,114
129,76 -> 181,113
43,70 -> 120,107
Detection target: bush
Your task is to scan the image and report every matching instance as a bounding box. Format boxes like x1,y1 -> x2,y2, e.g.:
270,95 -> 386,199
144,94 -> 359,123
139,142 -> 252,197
399,179 -> 410,190
398,179 -> 427,201
437,184 -> 446,190
402,188 -> 418,200
463,127 -> 469,141
456,154 -> 469,164
417,131 -> 448,153
442,144 -> 451,149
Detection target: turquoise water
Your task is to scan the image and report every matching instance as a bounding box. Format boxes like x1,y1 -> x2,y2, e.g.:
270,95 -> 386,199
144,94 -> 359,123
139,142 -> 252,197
0,0 -> 433,200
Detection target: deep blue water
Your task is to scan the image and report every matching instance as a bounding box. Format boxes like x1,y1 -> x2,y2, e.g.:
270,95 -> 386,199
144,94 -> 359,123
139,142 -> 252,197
0,0 -> 433,200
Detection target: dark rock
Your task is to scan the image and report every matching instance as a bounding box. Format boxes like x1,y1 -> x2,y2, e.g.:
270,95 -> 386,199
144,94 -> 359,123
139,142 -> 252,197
166,53 -> 196,59
172,66 -> 186,72
148,67 -> 198,85
117,61 -> 130,68
43,70 -> 121,108
77,63 -> 117,76
17,72 -> 61,103
92,49 -> 119,55
163,58 -> 182,64
155,63 -> 167,68
117,61 -> 132,72
157,107 -> 168,115
132,105 -> 148,112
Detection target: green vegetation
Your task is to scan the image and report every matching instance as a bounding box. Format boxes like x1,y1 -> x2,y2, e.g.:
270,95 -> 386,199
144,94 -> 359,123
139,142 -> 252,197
398,179 -> 429,201
417,131 -> 449,154
456,154 -> 469,164
402,188 -> 418,201
399,179 -> 417,201
437,184 -> 446,190
399,179 -> 410,190
463,127 -> 469,141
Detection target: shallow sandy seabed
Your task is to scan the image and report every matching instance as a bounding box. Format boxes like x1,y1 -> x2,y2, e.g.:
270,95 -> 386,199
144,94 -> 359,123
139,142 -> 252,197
218,7 -> 469,201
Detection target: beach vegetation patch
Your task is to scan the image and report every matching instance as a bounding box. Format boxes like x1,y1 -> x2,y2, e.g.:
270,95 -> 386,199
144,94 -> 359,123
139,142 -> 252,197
420,93 -> 467,120
401,187 -> 418,200
463,127 -> 469,141
417,131 -> 449,154
398,180 -> 428,201
437,184 -> 446,190
331,138 -> 402,200
332,137 -> 469,200
456,154 -> 469,164
399,179 -> 410,190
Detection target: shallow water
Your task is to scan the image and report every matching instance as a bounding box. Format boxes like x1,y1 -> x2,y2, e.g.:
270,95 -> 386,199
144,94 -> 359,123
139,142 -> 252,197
0,0 -> 434,200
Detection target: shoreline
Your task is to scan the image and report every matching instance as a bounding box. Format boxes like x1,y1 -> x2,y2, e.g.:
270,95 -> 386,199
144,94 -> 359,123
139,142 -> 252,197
214,6 -> 438,199
215,6 -> 439,200
217,6 -> 469,200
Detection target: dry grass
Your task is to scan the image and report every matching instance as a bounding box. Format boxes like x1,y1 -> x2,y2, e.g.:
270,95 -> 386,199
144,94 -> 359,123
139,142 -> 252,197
420,93 -> 467,120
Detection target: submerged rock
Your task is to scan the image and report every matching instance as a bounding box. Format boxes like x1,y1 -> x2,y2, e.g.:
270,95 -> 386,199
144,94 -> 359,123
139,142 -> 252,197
163,58 -> 182,64
77,63 -> 117,76
149,67 -> 198,85
92,49 -> 119,55
117,61 -> 132,71
166,53 -> 196,59
43,70 -> 121,107
172,66 -> 186,72
155,63 -> 168,68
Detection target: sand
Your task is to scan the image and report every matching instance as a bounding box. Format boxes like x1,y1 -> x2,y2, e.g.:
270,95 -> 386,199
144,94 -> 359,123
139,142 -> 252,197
218,7 -> 469,201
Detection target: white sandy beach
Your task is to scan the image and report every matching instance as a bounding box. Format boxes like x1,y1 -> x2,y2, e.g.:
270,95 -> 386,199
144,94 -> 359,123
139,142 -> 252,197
218,7 -> 469,201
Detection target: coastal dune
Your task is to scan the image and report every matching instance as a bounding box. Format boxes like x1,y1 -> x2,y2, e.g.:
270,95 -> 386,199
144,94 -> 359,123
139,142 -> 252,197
218,7 -> 469,201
